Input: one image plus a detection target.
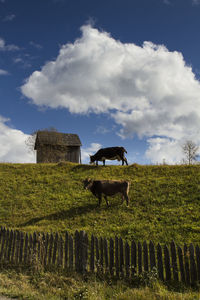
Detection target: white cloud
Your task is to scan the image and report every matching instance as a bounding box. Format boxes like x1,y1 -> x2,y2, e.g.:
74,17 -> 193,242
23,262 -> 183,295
0,69 -> 8,75
0,116 -> 35,163
0,37 -> 19,51
2,14 -> 15,22
81,142 -> 102,163
21,24 -> 200,164
192,0 -> 200,5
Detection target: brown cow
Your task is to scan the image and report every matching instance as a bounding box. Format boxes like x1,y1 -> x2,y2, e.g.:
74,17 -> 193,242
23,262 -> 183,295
83,178 -> 130,206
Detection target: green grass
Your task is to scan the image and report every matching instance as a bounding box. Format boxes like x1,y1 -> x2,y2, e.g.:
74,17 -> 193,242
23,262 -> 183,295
0,267 -> 200,300
0,162 -> 200,246
1,162 -> 200,299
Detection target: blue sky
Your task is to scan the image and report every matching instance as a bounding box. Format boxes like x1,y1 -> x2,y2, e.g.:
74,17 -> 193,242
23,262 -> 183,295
1,0 -> 200,164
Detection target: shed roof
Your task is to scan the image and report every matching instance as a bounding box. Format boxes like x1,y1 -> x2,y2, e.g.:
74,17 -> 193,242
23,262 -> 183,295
34,131 -> 82,149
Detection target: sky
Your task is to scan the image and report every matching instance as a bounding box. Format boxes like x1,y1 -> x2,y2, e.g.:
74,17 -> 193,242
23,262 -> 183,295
1,0 -> 200,164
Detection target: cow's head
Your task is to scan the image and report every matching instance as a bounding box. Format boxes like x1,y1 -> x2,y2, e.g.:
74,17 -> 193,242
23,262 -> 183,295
83,178 -> 93,189
89,155 -> 95,164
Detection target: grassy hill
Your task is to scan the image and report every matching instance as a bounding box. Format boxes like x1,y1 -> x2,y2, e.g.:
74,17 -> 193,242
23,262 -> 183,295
1,162 -> 200,245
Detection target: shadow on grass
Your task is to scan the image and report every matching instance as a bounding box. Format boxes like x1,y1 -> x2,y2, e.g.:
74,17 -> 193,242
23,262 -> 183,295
18,203 -> 97,227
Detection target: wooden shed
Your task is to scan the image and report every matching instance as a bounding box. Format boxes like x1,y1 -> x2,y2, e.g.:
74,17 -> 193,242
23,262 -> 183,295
34,131 -> 82,163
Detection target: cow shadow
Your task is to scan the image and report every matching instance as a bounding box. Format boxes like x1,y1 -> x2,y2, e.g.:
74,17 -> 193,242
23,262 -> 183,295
18,203 -> 97,227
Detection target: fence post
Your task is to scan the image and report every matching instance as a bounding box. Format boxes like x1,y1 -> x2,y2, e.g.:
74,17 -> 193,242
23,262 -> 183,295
119,237 -> 124,277
7,230 -> 13,262
157,243 -> 164,281
52,233 -> 58,265
138,242 -> 142,274
109,238 -> 114,276
149,241 -> 156,270
170,241 -> 178,281
48,233 -> 54,265
64,231 -> 68,269
19,231 -> 24,263
184,244 -> 190,285
69,235 -> 73,270
15,231 -> 20,264
100,237 -> 104,272
24,233 -> 28,264
104,238 -> 108,271
178,245 -> 185,284
95,237 -> 100,272
125,241 -> 130,278
143,241 -> 148,272
164,245 -> 171,281
0,228 -> 5,262
115,236 -> 119,278
75,231 -> 80,272
189,243 -> 197,285
90,235 -> 95,273
4,229 -> 9,261
131,240 -> 137,276
82,232 -> 88,273
195,245 -> 200,282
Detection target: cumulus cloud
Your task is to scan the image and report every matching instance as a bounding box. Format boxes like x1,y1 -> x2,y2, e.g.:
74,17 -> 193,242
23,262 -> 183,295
0,116 -> 35,163
0,69 -> 8,75
81,142 -> 102,163
0,37 -> 19,51
21,24 -> 200,164
2,14 -> 15,22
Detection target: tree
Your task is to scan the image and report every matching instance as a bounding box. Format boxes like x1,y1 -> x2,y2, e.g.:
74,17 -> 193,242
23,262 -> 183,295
25,127 -> 58,153
182,140 -> 199,165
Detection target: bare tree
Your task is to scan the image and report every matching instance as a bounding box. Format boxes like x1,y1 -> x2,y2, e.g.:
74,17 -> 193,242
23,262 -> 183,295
182,140 -> 199,165
25,127 -> 58,153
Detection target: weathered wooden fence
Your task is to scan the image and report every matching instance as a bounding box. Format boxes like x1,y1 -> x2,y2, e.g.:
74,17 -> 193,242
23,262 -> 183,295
0,227 -> 199,286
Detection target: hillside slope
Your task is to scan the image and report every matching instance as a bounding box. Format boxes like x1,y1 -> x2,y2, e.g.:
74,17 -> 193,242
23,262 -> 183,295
0,162 -> 200,245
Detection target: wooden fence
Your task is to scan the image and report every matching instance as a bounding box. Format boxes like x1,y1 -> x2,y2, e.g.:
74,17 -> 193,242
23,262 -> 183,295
0,227 -> 199,286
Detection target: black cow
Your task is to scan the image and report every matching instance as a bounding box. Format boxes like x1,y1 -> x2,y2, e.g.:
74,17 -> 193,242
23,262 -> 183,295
90,147 -> 128,166
83,178 -> 130,206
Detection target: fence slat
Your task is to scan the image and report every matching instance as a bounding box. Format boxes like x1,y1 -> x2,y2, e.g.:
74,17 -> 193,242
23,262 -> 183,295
184,244 -> 190,285
143,241 -> 148,272
119,237 -> 124,277
170,241 -> 178,281
90,235 -> 95,272
104,238 -> 108,270
131,240 -> 137,276
0,228 -> 6,262
164,245 -> 171,281
149,241 -> 156,270
109,238 -> 114,276
64,231 -> 68,269
178,246 -> 185,284
195,245 -> 200,282
48,233 -> 54,265
75,231 -> 80,272
69,235 -> 73,270
189,243 -> 197,285
138,242 -> 142,274
115,236 -> 119,278
52,233 -> 58,265
19,232 -> 24,263
157,243 -> 164,281
100,237 -> 104,272
7,230 -> 13,262
125,241 -> 130,278
95,237 -> 100,272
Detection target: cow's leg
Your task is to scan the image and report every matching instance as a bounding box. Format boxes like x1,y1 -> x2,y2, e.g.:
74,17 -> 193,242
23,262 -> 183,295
103,160 -> 105,166
96,161 -> 98,166
104,195 -> 109,206
98,193 -> 102,206
121,195 -> 124,204
124,194 -> 129,206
